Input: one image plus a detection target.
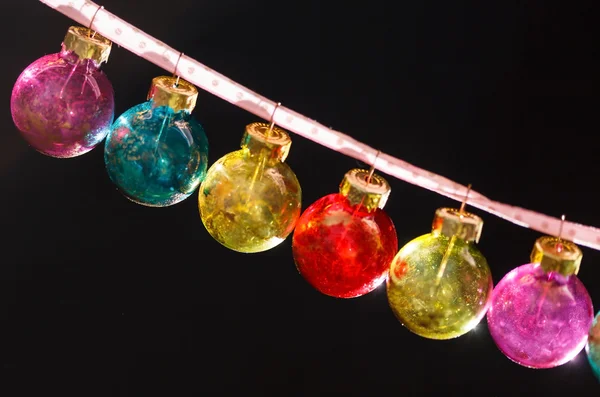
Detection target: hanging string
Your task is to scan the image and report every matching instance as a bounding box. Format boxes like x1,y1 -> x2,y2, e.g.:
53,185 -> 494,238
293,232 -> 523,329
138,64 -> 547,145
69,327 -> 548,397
267,102 -> 281,138
38,0 -> 600,252
88,4 -> 103,39
172,52 -> 183,87
459,184 -> 472,215
556,215 -> 566,252
366,150 -> 380,184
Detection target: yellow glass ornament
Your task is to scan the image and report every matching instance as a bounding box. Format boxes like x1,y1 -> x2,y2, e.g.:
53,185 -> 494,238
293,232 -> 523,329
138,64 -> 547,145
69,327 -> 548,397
198,122 -> 302,253
387,207 -> 493,340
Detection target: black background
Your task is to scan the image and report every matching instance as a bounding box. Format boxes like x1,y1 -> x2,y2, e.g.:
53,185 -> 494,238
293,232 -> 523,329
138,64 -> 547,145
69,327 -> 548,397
1,1 -> 599,395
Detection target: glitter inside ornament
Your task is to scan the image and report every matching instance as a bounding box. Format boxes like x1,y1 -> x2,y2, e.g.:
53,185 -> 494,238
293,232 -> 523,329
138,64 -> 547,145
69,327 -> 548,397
104,76 -> 209,207
292,169 -> 398,298
487,236 -> 594,369
587,312 -> 600,380
198,122 -> 301,253
11,26 -> 114,158
387,208 -> 493,340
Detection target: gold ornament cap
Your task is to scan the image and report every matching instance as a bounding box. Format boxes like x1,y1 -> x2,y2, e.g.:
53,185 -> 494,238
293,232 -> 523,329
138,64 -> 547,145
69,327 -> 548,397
530,236 -> 582,276
431,207 -> 483,243
339,169 -> 391,212
147,76 -> 198,113
241,122 -> 292,161
62,26 -> 112,65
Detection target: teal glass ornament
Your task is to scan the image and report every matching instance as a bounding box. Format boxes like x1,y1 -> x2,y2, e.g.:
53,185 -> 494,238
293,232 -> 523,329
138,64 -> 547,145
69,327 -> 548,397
104,76 -> 208,207
587,311 -> 600,381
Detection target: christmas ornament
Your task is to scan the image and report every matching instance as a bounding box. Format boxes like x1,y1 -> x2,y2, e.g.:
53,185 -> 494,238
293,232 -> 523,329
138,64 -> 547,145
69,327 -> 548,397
11,26 -> 114,158
587,312 -> 600,381
487,233 -> 594,369
198,121 -> 301,253
387,204 -> 493,340
104,76 -> 209,207
292,168 -> 398,298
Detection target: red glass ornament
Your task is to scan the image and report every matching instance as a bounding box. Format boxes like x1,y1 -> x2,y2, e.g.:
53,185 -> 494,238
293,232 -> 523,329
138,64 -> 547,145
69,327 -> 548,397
292,169 -> 398,298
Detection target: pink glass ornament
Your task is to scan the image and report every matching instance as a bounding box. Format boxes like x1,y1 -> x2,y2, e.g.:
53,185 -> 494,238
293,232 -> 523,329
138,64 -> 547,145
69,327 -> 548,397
487,236 -> 594,369
10,26 -> 114,158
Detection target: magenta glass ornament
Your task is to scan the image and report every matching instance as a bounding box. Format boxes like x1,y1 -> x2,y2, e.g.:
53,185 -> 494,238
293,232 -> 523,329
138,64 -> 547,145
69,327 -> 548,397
10,26 -> 114,158
487,236 -> 594,369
